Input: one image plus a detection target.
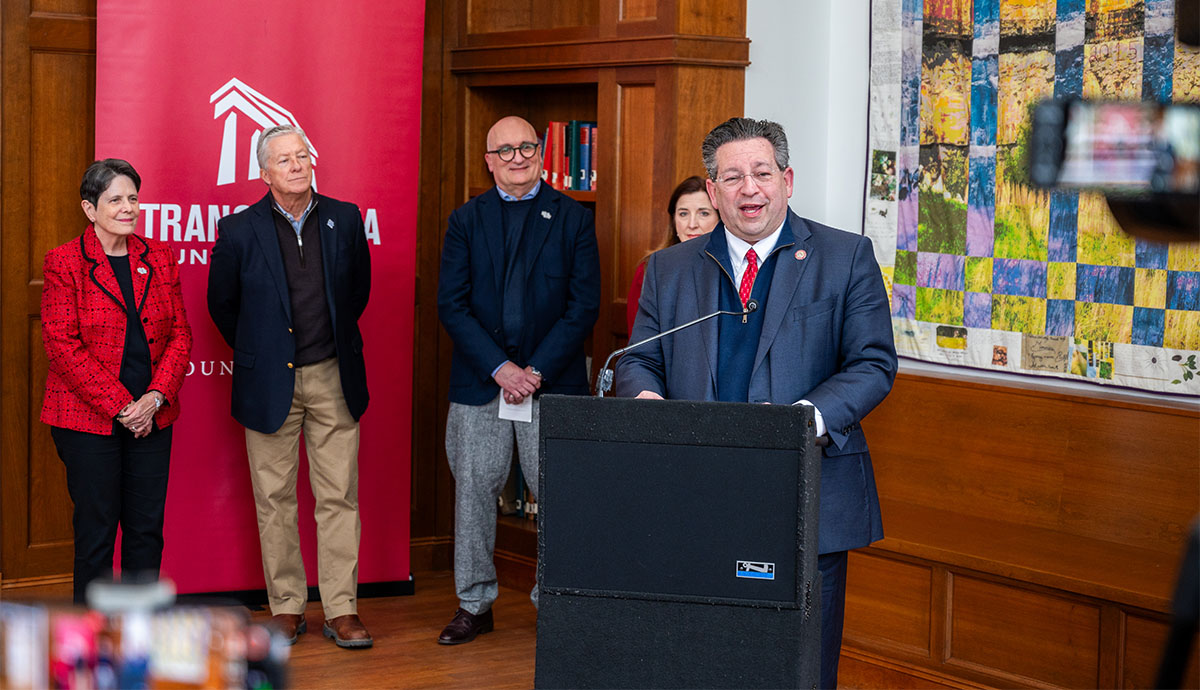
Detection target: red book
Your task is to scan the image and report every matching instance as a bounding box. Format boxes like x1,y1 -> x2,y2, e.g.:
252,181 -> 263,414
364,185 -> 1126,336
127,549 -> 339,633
542,125 -> 554,187
546,121 -> 558,190
554,121 -> 568,190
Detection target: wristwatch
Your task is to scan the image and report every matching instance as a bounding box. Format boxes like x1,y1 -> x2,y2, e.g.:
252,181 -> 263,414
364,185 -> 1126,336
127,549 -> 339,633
530,367 -> 543,380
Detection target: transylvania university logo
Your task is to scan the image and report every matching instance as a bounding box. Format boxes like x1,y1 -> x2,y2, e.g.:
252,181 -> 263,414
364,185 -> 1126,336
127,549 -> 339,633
210,77 -> 319,190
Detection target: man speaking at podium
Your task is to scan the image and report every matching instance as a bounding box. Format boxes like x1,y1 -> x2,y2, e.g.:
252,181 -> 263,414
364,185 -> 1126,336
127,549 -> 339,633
615,117 -> 897,689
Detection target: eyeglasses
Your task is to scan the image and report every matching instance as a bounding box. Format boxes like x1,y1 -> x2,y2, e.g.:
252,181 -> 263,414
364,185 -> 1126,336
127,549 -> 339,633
487,142 -> 540,162
715,169 -> 779,190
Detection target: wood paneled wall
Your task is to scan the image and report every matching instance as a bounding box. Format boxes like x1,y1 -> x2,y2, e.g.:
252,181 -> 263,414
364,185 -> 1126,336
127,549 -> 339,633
410,0 -> 457,573
842,373 -> 1200,688
1,0 -> 96,585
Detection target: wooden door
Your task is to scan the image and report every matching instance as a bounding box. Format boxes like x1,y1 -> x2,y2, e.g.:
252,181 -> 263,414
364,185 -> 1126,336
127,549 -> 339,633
0,0 -> 97,585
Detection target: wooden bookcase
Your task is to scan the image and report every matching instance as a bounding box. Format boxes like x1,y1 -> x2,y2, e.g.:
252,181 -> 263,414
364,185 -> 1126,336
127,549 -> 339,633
411,0 -> 749,588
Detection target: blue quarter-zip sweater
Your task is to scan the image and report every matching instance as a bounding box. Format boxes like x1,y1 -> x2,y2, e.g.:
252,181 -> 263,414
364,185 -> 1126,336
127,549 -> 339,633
709,221 -> 793,402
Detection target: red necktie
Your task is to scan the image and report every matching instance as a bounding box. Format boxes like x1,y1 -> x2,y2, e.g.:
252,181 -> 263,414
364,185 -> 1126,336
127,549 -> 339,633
739,248 -> 758,308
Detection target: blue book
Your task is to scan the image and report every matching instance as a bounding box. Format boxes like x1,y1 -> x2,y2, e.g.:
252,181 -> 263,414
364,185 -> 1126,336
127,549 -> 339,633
579,123 -> 591,191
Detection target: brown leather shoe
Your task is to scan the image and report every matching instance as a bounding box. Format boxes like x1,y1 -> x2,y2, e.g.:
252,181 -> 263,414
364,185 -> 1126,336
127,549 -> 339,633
437,608 -> 493,645
323,614 -> 373,649
269,613 -> 306,645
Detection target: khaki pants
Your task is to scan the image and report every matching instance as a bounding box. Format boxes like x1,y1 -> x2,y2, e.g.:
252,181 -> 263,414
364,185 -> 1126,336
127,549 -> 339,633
245,357 -> 360,619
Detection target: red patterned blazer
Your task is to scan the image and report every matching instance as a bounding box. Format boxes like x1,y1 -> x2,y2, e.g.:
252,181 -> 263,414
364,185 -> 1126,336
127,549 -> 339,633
41,227 -> 193,434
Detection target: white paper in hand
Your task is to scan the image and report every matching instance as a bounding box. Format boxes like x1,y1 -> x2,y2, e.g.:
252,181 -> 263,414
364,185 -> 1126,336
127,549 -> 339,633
498,395 -> 533,423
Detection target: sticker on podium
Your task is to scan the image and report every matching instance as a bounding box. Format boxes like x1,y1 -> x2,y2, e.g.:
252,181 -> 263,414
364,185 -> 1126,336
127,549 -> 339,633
736,560 -> 775,580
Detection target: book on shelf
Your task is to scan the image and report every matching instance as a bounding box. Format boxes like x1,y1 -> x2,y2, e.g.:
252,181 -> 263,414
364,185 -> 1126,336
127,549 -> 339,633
541,125 -> 557,189
578,122 -> 596,191
579,124 -> 590,192
553,121 -> 567,191
564,120 -> 576,190
497,459 -> 537,521
589,124 -> 598,190
540,120 -> 597,192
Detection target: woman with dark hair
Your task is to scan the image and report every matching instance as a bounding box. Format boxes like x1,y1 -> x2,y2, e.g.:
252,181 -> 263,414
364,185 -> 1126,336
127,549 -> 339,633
626,175 -> 720,333
41,158 -> 193,603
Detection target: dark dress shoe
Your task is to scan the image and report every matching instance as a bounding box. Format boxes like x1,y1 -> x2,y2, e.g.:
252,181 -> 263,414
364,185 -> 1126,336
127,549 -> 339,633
323,614 -> 373,649
438,607 -> 494,645
269,613 -> 306,645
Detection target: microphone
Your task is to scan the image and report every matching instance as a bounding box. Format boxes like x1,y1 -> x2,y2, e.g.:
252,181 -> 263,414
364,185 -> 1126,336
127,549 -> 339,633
595,300 -> 759,397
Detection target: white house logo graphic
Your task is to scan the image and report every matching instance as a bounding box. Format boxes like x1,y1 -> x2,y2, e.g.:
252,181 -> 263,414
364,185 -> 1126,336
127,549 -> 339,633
210,77 -> 319,190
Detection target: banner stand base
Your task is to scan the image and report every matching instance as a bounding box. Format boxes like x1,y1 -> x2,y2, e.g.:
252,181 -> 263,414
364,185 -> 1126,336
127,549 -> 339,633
174,575 -> 415,610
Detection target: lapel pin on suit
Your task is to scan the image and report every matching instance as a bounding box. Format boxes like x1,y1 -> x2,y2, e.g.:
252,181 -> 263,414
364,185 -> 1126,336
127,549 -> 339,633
137,266 -> 148,274
794,249 -> 807,261
541,210 -> 552,220
327,219 -> 335,228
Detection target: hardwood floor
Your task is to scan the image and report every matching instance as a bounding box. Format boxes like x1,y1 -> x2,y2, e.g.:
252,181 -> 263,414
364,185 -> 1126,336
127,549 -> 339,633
2,571 -> 537,689
4,570 -> 979,688
259,571 -> 537,689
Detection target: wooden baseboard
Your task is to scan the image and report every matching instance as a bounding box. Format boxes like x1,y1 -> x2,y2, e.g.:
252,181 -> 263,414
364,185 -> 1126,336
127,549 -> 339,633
410,535 -> 454,573
1,573 -> 74,601
839,647 -> 989,690
495,547 -> 536,593
411,529 -> 536,593
1,573 -> 73,590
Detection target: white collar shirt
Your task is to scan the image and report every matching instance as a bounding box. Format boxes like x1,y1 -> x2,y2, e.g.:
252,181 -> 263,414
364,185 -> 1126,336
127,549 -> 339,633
725,219 -> 784,287
497,180 -> 542,202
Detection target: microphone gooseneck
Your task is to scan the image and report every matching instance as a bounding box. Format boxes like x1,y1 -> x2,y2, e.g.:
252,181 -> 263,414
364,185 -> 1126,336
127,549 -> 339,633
595,304 -> 756,397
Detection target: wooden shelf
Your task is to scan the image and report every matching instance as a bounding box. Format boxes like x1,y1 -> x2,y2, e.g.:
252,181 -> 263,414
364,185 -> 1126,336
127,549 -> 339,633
464,83 -> 598,195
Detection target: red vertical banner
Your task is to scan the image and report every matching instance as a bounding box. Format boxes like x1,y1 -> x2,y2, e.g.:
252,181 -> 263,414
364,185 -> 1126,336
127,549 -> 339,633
95,1 -> 423,593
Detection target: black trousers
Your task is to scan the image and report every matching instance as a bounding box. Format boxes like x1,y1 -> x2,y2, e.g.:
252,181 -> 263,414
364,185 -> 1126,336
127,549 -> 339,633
819,550 -> 849,690
50,422 -> 173,604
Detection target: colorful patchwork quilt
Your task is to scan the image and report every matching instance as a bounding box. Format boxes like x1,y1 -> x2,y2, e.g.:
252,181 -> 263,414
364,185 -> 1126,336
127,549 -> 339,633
865,0 -> 1200,394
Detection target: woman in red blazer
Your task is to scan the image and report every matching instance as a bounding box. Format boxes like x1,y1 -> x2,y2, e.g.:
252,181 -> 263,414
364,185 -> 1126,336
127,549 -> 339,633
625,176 -> 720,334
41,159 -> 192,603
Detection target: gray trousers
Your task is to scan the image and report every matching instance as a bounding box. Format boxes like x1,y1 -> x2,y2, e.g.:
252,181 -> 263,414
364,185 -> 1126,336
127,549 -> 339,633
445,395 -> 539,614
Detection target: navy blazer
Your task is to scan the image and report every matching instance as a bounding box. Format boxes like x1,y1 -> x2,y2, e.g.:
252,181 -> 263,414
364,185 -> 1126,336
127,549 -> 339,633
615,209 -> 898,554
207,192 -> 371,434
437,185 -> 600,405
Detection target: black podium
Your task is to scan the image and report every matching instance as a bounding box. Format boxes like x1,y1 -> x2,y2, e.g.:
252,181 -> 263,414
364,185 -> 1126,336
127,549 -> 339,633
534,395 -> 820,690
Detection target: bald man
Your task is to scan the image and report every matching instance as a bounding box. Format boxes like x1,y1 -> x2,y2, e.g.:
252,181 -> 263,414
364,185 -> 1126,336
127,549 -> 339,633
435,116 -> 600,644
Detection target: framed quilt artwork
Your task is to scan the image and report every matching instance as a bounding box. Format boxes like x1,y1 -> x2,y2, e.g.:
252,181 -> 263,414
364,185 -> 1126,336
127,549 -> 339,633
865,0 -> 1200,394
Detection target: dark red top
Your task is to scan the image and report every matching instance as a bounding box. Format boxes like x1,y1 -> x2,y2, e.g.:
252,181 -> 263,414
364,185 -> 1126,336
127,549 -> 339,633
626,260 -> 647,335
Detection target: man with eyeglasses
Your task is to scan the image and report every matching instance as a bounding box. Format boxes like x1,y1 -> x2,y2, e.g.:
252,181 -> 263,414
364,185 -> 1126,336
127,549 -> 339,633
208,125 -> 373,649
615,117 -> 897,688
436,115 -> 600,644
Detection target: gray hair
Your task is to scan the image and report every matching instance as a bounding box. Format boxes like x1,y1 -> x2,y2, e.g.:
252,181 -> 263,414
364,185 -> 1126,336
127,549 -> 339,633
701,118 -> 790,179
256,125 -> 311,169
80,158 -> 141,207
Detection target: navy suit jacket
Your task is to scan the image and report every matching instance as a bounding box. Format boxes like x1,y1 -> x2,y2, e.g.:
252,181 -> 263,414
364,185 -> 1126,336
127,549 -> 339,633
615,209 -> 897,554
437,185 -> 600,405
207,192 -> 371,434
